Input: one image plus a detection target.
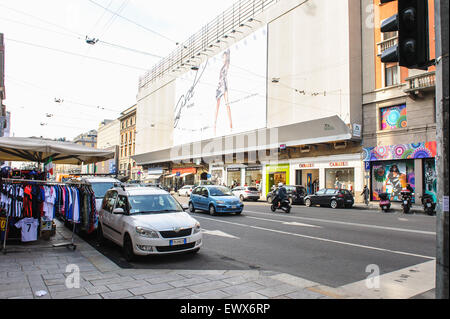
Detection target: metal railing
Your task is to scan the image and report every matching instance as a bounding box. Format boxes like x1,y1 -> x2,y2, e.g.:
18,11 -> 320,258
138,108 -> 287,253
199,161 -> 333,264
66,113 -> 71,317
404,71 -> 436,93
138,0 -> 278,88
377,36 -> 398,56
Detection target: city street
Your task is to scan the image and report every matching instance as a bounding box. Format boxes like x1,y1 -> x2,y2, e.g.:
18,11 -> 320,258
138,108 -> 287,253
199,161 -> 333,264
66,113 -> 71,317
83,196 -> 436,291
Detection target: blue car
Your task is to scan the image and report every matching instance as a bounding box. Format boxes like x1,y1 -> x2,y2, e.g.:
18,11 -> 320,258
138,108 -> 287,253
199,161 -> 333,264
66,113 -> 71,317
189,185 -> 244,215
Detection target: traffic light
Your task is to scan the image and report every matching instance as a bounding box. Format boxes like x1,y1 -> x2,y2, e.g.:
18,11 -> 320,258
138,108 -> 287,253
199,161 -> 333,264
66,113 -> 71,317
380,0 -> 429,70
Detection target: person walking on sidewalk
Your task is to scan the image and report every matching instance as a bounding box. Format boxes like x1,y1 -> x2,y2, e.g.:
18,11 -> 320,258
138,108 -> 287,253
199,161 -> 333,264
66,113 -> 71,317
361,185 -> 370,206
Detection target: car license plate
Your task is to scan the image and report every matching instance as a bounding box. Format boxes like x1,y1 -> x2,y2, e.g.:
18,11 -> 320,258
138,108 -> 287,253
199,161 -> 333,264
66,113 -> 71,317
427,203 -> 432,207
231,206 -> 237,209
346,200 -> 352,202
170,238 -> 186,246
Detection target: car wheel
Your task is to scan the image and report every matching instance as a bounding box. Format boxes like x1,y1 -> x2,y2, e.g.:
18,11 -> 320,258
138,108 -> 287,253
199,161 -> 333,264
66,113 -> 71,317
209,204 -> 218,216
189,202 -> 195,213
305,199 -> 312,207
123,234 -> 135,262
267,196 -> 272,204
240,195 -> 245,202
330,200 -> 338,209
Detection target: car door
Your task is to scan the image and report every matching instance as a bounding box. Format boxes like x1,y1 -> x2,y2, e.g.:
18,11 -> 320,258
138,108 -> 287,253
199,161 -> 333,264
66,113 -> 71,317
199,187 -> 210,210
312,189 -> 326,205
190,187 -> 201,207
101,190 -> 118,240
324,189 -> 338,205
109,195 -> 129,244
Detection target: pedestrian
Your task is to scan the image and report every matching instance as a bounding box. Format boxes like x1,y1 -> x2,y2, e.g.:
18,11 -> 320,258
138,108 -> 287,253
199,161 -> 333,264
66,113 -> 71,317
361,185 -> 370,206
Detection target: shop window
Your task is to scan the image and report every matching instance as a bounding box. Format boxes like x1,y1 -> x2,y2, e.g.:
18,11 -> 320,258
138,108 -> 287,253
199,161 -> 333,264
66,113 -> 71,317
325,168 -> 354,192
380,104 -> 407,130
423,159 -> 437,202
245,169 -> 262,189
227,169 -> 241,187
371,160 -> 415,202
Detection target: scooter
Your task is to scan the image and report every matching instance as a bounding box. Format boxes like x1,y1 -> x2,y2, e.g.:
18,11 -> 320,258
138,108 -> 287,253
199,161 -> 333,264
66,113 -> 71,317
379,192 -> 391,212
271,198 -> 291,214
400,189 -> 413,214
421,193 -> 436,215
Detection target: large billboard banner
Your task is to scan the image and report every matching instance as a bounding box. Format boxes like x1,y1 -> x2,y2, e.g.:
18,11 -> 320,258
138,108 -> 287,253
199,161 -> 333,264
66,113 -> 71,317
173,26 -> 268,146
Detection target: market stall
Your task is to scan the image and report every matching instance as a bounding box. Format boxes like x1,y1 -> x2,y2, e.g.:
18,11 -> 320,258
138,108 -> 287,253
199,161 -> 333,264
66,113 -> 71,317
0,137 -> 115,254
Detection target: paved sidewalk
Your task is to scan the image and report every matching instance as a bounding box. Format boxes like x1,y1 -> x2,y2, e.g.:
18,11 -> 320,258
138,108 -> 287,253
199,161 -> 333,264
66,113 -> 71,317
0,220 -> 337,299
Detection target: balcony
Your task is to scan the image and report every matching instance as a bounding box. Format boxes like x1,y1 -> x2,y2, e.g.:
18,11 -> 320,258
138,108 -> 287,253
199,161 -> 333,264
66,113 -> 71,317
377,36 -> 398,56
404,71 -> 436,97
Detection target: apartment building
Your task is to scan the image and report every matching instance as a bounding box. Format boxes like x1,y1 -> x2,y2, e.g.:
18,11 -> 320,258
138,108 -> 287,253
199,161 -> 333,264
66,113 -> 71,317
361,0 -> 437,204
119,104 -> 141,180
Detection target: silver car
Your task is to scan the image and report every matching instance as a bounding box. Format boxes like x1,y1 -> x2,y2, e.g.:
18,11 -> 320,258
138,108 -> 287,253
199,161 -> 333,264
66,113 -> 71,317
231,186 -> 260,201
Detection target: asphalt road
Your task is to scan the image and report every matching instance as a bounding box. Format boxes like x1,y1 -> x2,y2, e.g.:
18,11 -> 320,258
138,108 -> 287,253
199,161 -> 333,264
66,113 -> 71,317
79,196 -> 436,288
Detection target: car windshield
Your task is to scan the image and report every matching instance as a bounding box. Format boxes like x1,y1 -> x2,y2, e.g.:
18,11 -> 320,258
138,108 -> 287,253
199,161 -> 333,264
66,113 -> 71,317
91,182 -> 116,198
128,195 -> 183,214
209,186 -> 233,196
247,187 -> 258,191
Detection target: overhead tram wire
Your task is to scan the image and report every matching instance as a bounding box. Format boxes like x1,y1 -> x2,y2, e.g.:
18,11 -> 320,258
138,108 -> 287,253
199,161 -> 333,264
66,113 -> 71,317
87,0 -> 178,45
0,16 -> 163,59
5,37 -> 148,72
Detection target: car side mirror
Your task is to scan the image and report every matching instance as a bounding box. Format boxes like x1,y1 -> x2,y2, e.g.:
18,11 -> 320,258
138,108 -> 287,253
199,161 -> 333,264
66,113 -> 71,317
113,207 -> 125,214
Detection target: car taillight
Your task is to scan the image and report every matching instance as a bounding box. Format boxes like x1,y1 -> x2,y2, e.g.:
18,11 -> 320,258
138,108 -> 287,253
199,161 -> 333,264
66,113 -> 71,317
245,191 -> 250,193
338,194 -> 344,198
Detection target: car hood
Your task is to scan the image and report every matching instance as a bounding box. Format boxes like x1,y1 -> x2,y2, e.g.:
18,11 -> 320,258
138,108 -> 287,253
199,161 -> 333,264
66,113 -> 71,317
128,212 -> 198,231
211,196 -> 240,203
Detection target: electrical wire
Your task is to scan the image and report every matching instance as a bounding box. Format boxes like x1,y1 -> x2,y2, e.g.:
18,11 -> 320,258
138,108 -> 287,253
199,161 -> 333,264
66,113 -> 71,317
87,0 -> 178,44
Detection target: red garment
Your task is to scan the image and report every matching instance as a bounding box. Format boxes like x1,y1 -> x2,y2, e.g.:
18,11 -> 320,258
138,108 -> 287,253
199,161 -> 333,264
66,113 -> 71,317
39,186 -> 45,217
23,185 -> 33,218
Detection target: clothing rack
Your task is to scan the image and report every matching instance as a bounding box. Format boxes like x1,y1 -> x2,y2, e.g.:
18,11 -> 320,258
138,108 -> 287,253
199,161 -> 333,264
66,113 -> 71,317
1,178 -> 90,254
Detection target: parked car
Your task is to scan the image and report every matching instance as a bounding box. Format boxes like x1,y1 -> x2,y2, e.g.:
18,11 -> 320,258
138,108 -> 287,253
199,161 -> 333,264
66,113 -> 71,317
178,185 -> 194,197
97,186 -> 202,261
231,186 -> 260,201
266,185 -> 307,205
74,177 -> 121,212
189,185 -> 244,215
304,188 -> 354,209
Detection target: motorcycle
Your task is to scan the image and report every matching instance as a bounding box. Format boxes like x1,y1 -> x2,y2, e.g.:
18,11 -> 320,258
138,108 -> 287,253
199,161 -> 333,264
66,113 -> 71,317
421,193 -> 436,215
271,198 -> 291,213
400,189 -> 413,214
379,192 -> 391,212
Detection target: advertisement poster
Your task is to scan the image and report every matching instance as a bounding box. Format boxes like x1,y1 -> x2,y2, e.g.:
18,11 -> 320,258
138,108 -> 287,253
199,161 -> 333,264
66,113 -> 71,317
371,160 -> 415,201
173,26 -> 268,146
424,158 -> 437,202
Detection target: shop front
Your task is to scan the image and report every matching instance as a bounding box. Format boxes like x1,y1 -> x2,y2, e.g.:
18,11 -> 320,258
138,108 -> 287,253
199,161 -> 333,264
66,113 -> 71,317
172,167 -> 197,188
289,154 -> 363,200
362,141 -> 437,203
227,167 -> 242,187
245,165 -> 263,191
265,163 -> 290,196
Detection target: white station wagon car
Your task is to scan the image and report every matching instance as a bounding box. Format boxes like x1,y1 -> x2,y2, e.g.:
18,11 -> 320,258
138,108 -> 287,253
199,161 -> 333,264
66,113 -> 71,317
177,185 -> 194,197
97,186 -> 202,261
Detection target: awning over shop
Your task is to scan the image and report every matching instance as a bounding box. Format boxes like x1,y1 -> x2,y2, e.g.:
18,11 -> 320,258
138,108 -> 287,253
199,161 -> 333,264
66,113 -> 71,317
133,115 -> 358,165
180,172 -> 193,178
165,174 -> 176,178
0,136 -> 115,164
145,174 -> 162,180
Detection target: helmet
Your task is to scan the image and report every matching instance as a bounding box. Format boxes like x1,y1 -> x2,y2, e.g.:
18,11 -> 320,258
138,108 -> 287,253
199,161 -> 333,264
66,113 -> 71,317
278,182 -> 283,187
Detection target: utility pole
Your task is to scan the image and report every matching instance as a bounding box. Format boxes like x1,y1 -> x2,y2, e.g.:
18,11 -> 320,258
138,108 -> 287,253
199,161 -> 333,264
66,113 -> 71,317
435,0 -> 449,300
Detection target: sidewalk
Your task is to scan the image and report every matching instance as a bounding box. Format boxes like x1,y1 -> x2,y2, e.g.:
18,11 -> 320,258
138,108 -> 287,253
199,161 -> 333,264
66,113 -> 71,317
352,202 -> 427,214
0,220 -> 336,299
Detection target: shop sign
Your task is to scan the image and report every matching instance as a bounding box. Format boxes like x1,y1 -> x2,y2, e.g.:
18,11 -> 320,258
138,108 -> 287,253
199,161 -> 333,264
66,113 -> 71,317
227,167 -> 241,172
280,144 -> 286,150
246,166 -> 262,171
352,123 -> 362,138
329,162 -> 348,167
172,167 -> 197,175
299,163 -> 314,168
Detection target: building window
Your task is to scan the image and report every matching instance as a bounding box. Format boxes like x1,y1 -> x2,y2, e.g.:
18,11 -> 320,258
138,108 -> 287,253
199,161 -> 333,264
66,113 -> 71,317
325,168 -> 354,192
380,104 -> 407,130
385,64 -> 399,87
383,31 -> 398,41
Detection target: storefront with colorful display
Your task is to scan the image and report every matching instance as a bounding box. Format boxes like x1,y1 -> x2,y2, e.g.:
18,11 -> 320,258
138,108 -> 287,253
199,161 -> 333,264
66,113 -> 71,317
362,141 -> 437,203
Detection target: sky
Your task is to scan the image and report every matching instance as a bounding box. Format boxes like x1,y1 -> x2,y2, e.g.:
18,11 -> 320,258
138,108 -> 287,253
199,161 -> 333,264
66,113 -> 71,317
0,0 -> 236,140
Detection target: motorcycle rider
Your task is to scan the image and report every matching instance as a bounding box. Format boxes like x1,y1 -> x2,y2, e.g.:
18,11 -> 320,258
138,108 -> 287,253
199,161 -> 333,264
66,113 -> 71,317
272,182 -> 287,208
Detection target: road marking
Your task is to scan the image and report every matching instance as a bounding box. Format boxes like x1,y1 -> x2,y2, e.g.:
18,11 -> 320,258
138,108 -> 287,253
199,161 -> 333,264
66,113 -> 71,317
242,215 -> 322,228
315,260 -> 436,299
202,229 -> 240,239
243,210 -> 435,235
194,215 -> 435,260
